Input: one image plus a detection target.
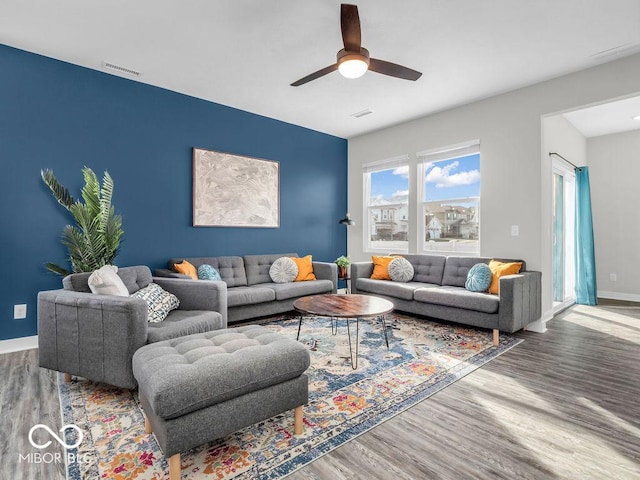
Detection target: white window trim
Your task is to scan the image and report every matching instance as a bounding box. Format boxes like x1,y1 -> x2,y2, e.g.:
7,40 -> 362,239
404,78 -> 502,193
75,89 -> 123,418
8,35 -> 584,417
363,155 -> 410,254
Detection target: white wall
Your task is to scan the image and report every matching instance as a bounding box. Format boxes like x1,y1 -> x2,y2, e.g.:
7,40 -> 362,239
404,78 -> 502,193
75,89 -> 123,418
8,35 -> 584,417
588,129 -> 640,302
348,53 -> 640,330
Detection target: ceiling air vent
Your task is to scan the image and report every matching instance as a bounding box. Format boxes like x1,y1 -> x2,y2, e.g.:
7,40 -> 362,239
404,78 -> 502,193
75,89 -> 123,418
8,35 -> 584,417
102,61 -> 142,77
351,108 -> 374,119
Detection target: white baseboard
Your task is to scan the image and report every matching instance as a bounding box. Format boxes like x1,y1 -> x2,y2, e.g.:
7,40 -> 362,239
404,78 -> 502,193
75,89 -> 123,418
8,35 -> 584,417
0,335 -> 38,354
525,315 -> 548,333
598,291 -> 640,303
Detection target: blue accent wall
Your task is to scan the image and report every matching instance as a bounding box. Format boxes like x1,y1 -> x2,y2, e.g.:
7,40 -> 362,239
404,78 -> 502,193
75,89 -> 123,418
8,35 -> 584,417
0,44 -> 347,341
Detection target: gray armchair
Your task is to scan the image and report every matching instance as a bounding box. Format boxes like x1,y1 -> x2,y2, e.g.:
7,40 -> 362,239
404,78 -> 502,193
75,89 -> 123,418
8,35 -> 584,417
37,265 -> 227,389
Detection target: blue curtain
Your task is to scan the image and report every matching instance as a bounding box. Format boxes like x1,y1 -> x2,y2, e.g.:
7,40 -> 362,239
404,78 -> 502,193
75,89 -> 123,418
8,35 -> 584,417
575,167 -> 597,305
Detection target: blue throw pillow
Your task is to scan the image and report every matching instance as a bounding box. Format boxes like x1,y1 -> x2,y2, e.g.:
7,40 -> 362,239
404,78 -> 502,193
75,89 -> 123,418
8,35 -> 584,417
465,263 -> 492,292
197,264 -> 221,281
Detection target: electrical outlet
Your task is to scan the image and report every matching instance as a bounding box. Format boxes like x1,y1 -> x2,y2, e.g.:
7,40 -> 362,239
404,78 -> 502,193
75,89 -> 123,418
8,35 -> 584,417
14,304 -> 27,319
511,225 -> 519,236
610,273 -> 617,282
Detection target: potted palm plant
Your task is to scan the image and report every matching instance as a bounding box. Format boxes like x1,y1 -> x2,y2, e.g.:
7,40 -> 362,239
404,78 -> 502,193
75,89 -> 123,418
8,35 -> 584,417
335,255 -> 351,279
41,167 -> 124,275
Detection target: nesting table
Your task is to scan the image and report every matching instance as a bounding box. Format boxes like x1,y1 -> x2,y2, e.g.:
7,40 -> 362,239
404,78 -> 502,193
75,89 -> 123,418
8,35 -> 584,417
293,294 -> 394,369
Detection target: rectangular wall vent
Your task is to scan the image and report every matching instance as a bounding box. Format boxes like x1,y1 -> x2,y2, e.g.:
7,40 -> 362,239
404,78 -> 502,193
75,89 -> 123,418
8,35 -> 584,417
102,61 -> 142,77
351,108 -> 374,118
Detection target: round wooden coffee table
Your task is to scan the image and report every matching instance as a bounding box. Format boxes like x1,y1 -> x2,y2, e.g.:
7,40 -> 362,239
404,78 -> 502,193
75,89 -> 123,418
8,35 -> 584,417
293,294 -> 394,369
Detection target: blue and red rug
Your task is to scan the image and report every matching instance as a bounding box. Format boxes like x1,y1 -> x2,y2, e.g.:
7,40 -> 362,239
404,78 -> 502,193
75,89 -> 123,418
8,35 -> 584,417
59,313 -> 522,479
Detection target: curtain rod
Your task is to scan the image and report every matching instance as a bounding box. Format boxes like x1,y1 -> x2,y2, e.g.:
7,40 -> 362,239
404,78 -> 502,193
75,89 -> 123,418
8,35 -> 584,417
549,152 -> 580,170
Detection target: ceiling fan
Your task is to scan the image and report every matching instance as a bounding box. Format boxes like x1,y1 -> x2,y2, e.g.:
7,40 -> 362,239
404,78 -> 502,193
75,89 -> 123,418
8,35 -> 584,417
291,3 -> 422,87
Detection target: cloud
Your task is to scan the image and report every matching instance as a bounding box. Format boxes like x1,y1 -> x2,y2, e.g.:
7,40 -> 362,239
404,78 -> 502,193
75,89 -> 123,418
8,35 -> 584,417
392,165 -> 409,178
392,190 -> 409,197
425,161 -> 480,188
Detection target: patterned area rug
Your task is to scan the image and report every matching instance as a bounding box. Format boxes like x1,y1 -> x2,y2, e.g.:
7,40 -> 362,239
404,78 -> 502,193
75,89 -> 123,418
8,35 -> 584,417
59,313 -> 522,479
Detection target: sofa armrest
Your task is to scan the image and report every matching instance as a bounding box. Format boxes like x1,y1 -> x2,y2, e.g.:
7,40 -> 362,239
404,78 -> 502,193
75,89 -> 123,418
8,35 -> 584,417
312,261 -> 338,293
153,277 -> 228,325
498,271 -> 542,333
350,262 -> 374,294
154,268 -> 191,279
37,290 -> 148,389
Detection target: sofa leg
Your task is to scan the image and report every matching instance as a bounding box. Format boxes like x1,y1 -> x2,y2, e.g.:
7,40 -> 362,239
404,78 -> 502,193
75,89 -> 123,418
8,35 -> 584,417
492,329 -> 499,346
294,405 -> 304,435
169,453 -> 181,480
63,373 -> 72,383
144,415 -> 152,434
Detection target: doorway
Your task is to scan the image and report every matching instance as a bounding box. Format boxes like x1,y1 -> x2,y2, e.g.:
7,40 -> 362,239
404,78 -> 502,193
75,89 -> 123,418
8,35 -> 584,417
552,160 -> 576,312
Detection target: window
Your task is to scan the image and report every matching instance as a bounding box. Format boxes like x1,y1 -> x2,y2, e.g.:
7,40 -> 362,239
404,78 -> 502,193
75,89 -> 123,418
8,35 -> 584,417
363,155 -> 409,253
419,142 -> 480,254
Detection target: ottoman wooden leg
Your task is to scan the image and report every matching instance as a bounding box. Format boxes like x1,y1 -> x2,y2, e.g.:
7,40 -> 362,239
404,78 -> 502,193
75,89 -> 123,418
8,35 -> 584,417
144,415 -> 152,434
63,373 -> 72,383
169,453 -> 181,480
294,405 -> 304,435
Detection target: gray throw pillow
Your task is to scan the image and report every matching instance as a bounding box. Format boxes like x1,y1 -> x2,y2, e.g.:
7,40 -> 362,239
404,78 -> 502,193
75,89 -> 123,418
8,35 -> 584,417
131,283 -> 180,323
388,257 -> 414,282
269,257 -> 298,283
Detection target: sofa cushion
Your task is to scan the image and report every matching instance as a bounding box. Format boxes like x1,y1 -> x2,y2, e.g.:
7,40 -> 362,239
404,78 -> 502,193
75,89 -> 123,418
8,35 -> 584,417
400,254 -> 446,285
414,286 -> 499,314
356,278 -> 440,301
146,309 -> 225,343
441,257 -> 489,287
266,279 -> 333,300
169,257 -> 247,287
244,253 -> 298,286
227,286 -> 276,307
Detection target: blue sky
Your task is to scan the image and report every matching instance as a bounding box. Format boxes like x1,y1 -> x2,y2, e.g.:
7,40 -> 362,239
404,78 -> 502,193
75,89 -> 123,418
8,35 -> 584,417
370,154 -> 480,201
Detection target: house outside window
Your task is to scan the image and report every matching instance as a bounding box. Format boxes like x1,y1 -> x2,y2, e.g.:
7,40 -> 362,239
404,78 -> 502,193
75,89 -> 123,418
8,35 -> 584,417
363,155 -> 409,253
419,142 -> 480,254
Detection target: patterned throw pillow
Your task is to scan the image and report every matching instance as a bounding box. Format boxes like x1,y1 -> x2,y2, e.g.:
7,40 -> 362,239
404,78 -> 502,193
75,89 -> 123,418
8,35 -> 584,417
269,257 -> 298,283
465,263 -> 492,292
388,257 -> 414,282
198,264 -> 221,281
131,283 -> 180,323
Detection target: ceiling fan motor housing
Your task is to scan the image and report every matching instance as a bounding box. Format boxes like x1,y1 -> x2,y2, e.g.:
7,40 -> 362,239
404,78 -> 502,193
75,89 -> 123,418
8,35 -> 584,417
337,47 -> 370,66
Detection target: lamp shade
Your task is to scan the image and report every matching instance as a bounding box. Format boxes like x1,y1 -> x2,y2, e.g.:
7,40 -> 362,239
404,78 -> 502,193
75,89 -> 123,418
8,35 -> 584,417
339,213 -> 355,226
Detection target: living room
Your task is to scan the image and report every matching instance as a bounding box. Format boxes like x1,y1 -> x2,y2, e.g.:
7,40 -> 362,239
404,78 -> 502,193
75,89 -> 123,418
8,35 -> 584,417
1,1 -> 639,479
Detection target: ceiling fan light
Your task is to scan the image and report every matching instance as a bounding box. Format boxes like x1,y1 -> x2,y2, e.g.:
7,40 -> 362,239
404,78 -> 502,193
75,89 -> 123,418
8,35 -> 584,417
338,58 -> 368,78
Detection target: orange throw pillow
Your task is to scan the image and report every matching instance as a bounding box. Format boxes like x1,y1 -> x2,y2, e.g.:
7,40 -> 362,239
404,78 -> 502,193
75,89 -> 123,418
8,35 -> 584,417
174,260 -> 198,280
371,256 -> 395,280
291,255 -> 316,281
488,260 -> 522,294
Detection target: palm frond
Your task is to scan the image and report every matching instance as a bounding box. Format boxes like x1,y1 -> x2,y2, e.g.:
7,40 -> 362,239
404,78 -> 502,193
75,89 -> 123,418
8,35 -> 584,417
41,169 -> 75,210
45,263 -> 71,276
100,171 -> 114,233
81,167 -> 101,217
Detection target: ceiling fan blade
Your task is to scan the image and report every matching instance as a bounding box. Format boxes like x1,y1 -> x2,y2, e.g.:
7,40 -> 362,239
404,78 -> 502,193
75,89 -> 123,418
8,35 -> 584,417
290,64 -> 338,87
341,4 -> 361,51
369,58 -> 422,81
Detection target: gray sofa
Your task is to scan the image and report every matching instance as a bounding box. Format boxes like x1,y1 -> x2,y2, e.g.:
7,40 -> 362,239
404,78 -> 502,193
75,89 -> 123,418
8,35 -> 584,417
155,253 -> 337,323
37,265 -> 226,389
352,255 -> 541,342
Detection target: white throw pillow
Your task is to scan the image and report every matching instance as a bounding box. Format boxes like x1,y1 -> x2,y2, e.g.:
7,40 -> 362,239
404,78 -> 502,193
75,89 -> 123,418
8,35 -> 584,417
269,257 -> 299,283
88,265 -> 129,296
388,257 -> 415,282
131,283 -> 180,323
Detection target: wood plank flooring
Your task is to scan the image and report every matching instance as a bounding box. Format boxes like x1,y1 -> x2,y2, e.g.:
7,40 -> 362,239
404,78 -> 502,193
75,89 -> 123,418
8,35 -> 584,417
1,303 -> 639,479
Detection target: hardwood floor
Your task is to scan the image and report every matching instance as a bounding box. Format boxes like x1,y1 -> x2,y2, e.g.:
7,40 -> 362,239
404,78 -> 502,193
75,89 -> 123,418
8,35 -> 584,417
2,304 -> 639,479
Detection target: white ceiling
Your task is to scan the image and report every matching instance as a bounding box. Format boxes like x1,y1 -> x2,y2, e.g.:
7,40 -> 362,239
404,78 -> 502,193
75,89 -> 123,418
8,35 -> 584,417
563,95 -> 640,138
1,0 -> 640,139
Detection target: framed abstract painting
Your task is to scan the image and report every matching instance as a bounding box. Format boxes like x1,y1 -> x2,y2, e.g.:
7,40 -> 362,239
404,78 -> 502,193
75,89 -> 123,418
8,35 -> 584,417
192,148 -> 280,227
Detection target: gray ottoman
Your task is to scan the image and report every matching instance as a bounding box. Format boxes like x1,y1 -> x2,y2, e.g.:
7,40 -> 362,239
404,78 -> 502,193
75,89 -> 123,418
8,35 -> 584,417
132,325 -> 310,480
